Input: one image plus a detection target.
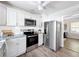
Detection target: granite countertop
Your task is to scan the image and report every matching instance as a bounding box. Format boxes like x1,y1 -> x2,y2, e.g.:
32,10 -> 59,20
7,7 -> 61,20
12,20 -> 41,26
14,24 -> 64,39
0,39 -> 5,49
6,34 -> 26,39
0,34 -> 26,41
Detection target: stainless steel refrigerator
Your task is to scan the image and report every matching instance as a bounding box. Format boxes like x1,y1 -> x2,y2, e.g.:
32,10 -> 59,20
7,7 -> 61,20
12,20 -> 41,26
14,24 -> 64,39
44,21 -> 62,51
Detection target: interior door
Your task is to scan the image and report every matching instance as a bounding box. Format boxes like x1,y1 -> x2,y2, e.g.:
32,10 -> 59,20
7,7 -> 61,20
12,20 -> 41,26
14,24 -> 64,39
56,21 -> 61,51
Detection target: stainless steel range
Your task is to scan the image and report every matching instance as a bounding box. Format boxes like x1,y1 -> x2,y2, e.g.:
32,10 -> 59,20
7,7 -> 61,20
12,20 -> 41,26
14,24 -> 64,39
24,31 -> 38,52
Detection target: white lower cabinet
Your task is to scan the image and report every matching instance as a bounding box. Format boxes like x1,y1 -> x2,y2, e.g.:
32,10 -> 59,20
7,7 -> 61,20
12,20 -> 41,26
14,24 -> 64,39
0,47 -> 3,57
17,37 -> 26,56
6,39 -> 18,57
6,36 -> 26,57
38,34 -> 43,46
6,38 -> 18,57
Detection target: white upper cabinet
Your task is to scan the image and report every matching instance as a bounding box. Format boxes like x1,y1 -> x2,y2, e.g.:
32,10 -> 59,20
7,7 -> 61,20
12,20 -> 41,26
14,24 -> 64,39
7,7 -> 17,26
0,3 -> 7,26
0,4 -> 17,26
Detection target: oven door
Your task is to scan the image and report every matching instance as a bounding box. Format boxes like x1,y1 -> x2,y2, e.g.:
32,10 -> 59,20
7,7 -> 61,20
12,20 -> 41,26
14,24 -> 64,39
27,35 -> 38,47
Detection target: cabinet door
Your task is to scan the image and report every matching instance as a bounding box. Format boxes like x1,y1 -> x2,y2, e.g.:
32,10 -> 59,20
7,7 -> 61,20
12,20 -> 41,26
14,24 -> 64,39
6,39 -> 18,57
17,36 -> 26,56
0,47 -> 3,57
0,3 -> 7,25
38,34 -> 43,46
7,7 -> 16,26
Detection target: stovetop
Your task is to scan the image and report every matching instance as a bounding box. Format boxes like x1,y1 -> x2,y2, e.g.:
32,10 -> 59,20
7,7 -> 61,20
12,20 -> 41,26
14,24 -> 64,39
24,32 -> 38,36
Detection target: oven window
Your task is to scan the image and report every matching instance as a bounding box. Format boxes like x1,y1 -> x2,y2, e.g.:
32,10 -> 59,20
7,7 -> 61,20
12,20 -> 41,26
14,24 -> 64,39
27,36 -> 38,47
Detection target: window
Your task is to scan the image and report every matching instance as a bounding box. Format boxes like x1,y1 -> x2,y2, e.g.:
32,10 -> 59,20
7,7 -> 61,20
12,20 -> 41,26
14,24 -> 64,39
71,22 -> 79,33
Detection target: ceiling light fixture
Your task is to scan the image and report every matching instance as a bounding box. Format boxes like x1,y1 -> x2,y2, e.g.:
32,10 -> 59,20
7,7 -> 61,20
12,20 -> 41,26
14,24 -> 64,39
38,5 -> 43,10
38,1 -> 50,10
38,1 -> 43,10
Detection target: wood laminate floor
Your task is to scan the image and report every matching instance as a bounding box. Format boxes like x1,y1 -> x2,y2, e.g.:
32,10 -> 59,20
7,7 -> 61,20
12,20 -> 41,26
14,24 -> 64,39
19,38 -> 79,57
64,38 -> 79,53
19,46 -> 79,57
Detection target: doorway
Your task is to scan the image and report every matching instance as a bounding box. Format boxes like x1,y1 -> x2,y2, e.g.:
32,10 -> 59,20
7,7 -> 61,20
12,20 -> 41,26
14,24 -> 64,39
63,19 -> 79,53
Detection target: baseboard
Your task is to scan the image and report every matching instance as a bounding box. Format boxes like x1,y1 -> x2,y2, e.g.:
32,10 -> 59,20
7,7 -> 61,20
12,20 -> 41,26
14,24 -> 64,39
66,37 -> 79,40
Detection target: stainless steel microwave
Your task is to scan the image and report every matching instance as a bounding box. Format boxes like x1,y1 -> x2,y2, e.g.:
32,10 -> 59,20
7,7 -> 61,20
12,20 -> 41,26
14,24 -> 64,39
25,19 -> 36,26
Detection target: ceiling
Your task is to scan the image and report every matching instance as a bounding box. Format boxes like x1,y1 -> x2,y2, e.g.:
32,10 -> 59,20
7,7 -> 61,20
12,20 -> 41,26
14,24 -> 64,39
1,1 -> 79,14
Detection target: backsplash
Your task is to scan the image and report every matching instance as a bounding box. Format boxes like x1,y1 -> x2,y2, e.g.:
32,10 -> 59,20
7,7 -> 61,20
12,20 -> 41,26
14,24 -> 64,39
0,26 -> 23,35
0,26 -> 44,37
